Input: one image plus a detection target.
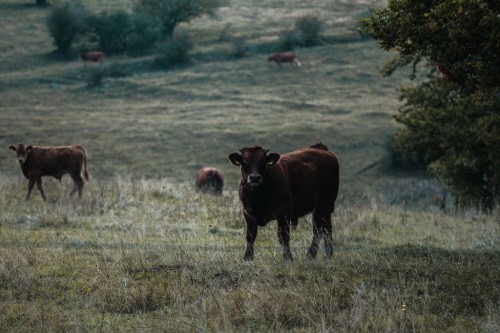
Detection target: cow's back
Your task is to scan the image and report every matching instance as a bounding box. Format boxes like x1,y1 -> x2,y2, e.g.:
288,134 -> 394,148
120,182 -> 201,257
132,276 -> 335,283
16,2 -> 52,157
272,147 -> 339,216
196,167 -> 223,194
23,146 -> 86,178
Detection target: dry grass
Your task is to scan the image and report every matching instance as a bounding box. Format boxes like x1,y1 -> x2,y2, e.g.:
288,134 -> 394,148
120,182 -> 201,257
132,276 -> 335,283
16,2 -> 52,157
0,178 -> 498,332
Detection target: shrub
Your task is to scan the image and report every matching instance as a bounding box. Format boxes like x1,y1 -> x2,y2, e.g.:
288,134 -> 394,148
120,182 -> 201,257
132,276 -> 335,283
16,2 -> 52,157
277,15 -> 323,51
47,1 -> 88,54
294,15 -> 323,47
154,29 -> 193,68
127,12 -> 162,56
135,0 -> 223,37
89,11 -> 133,54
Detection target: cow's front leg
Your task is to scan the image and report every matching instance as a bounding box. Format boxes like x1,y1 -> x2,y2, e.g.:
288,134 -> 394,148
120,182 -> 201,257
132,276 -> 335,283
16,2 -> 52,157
244,215 -> 258,261
36,178 -> 47,201
277,216 -> 293,261
26,179 -> 36,201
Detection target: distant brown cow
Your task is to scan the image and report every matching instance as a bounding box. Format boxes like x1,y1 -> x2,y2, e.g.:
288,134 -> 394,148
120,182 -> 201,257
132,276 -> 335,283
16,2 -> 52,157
268,52 -> 301,68
9,144 -> 90,201
228,143 -> 339,261
195,167 -> 224,195
79,51 -> 105,65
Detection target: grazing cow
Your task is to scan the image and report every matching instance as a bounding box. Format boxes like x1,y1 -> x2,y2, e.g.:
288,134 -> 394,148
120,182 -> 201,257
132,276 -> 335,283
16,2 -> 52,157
79,51 -> 105,65
268,52 -> 301,68
9,144 -> 90,201
195,167 -> 224,195
228,143 -> 339,261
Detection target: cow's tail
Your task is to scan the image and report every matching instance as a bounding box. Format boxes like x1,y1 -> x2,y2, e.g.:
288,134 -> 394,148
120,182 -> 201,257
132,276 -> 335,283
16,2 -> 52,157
83,156 -> 90,181
76,145 -> 90,181
295,58 -> 301,67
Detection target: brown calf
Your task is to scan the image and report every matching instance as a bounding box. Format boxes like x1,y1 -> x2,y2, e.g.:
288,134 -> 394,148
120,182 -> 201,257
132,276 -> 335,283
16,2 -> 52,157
79,51 -> 105,65
268,52 -> 301,68
9,144 -> 89,200
228,143 -> 339,261
195,167 -> 224,195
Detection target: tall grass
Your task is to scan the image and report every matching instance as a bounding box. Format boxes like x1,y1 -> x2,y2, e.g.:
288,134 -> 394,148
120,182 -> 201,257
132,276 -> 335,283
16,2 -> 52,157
0,176 -> 498,332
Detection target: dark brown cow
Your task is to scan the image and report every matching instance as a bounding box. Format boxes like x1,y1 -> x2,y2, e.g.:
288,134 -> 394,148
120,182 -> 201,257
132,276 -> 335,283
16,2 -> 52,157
9,144 -> 90,201
79,51 -> 105,65
228,143 -> 339,261
195,167 -> 224,195
268,52 -> 301,68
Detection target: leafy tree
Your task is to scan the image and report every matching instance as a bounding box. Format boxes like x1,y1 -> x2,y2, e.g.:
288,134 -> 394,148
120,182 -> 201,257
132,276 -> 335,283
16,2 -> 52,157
47,1 -> 88,54
135,0 -> 223,37
361,0 -> 500,210
127,12 -> 162,56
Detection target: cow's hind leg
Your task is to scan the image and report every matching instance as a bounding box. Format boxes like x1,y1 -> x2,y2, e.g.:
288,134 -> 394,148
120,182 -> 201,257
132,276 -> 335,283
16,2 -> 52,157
277,216 -> 293,261
70,173 -> 84,198
36,178 -> 47,201
308,209 -> 334,259
307,219 -> 321,260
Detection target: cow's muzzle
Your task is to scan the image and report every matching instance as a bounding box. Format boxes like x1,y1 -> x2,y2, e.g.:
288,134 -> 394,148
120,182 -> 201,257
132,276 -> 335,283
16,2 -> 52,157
17,158 -> 25,165
247,174 -> 262,186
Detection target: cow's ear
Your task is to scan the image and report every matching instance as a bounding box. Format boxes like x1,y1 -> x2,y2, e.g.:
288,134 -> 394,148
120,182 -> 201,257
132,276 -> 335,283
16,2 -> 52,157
26,145 -> 33,153
9,145 -> 16,151
228,152 -> 243,166
266,153 -> 280,166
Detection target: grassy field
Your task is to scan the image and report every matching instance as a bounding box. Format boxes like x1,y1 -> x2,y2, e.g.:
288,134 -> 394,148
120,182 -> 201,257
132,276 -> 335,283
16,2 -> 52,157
0,0 -> 499,332
0,179 -> 498,332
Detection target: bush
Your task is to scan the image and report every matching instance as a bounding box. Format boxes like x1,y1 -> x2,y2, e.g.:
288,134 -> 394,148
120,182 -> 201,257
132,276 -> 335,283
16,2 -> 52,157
154,29 -> 193,68
294,15 -> 323,47
89,11 -> 133,54
135,0 -> 223,37
277,15 -> 323,50
47,1 -> 88,54
127,12 -> 162,56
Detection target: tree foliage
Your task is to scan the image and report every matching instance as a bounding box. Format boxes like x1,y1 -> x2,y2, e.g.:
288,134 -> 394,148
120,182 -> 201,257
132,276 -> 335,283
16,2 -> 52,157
361,0 -> 500,210
135,0 -> 223,37
89,11 -> 134,54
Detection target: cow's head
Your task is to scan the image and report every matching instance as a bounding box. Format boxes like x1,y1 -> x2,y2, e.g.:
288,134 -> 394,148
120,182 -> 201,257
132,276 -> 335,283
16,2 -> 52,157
9,144 -> 33,165
228,146 -> 280,187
